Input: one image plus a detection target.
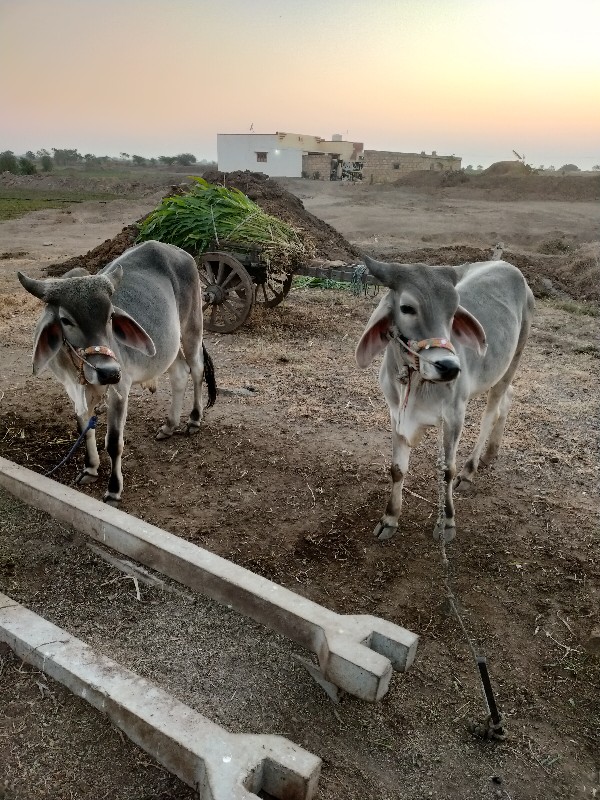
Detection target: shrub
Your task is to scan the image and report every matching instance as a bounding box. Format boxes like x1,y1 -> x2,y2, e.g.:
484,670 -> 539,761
0,150 -> 19,173
18,157 -> 36,175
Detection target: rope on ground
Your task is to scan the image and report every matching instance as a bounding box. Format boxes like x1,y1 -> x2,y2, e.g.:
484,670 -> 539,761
436,422 -> 506,741
44,415 -> 97,478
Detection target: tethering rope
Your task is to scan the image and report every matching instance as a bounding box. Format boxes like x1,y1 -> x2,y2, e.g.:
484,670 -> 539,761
44,415 -> 97,478
436,420 -> 506,741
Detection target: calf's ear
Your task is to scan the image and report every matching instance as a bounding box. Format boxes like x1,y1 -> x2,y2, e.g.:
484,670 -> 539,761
62,266 -> 90,278
355,298 -> 393,368
103,263 -> 123,292
452,305 -> 487,355
111,306 -> 156,356
32,310 -> 62,375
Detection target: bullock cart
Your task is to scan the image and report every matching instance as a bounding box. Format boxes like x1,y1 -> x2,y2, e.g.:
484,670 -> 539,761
198,248 -> 379,333
137,176 -> 375,334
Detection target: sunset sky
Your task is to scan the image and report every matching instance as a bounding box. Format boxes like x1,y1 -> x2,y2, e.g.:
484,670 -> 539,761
1,0 -> 599,169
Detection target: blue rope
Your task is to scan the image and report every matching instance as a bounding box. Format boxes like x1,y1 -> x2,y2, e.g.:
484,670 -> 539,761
44,415 -> 97,478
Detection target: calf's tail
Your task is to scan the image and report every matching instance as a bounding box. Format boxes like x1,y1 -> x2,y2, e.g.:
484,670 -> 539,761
203,343 -> 217,409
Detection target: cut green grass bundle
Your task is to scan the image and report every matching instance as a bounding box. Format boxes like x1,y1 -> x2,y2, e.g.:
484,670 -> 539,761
137,177 -> 314,272
293,276 -> 350,291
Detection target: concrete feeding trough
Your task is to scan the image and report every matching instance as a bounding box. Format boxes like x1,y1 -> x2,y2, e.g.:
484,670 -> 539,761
0,594 -> 321,799
0,457 -> 418,701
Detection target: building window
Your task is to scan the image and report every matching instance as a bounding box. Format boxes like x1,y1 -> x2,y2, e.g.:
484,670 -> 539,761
393,163 -> 400,170
256,152 -> 267,163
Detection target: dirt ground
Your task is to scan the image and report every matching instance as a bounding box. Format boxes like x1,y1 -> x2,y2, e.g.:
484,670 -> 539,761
0,175 -> 598,800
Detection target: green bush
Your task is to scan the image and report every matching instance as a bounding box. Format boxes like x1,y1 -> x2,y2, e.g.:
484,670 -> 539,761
0,151 -> 19,173
18,157 -> 37,175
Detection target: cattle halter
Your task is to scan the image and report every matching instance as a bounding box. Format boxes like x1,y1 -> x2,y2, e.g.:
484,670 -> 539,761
387,328 -> 458,410
63,338 -> 118,385
387,327 -> 457,373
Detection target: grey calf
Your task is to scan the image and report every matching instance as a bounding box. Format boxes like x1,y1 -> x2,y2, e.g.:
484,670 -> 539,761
356,255 -> 534,541
18,241 -> 217,503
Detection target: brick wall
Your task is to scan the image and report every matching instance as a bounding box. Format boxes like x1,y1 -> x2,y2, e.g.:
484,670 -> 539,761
300,150 -> 462,183
302,153 -> 332,180
362,150 -> 461,184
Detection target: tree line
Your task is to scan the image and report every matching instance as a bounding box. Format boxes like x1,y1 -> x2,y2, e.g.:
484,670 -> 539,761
0,148 -> 216,175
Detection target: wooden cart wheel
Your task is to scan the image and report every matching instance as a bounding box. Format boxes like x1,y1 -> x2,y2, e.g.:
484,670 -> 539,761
197,251 -> 254,333
254,265 -> 294,308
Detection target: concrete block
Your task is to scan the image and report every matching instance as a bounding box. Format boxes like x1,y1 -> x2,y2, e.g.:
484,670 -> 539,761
0,594 -> 321,800
0,457 -> 418,702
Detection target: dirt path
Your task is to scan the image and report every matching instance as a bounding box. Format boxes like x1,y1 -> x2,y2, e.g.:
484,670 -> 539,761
0,184 -> 598,800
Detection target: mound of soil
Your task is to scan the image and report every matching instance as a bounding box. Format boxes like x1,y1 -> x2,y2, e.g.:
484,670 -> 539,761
481,160 -> 533,176
46,171 -> 359,278
201,170 -> 359,262
472,173 -> 600,201
395,166 -> 600,202
374,244 -> 600,302
554,242 -> 600,300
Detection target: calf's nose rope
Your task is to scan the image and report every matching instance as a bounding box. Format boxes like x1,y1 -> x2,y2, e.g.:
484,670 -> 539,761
436,421 -> 506,742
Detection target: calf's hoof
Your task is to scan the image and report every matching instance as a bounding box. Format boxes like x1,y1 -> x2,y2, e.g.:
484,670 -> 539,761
433,520 -> 456,542
453,476 -> 474,493
75,470 -> 98,486
185,421 -> 201,436
103,493 -> 121,506
156,426 -> 174,441
374,520 -> 398,541
481,446 -> 499,466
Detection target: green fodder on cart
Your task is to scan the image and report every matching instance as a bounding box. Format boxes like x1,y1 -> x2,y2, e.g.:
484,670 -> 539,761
136,177 -> 315,272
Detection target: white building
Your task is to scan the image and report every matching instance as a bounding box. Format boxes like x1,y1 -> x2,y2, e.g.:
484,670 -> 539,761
217,131 -> 364,178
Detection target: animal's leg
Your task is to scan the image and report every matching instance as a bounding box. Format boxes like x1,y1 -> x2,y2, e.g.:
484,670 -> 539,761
433,409 -> 465,541
455,382 -> 511,490
374,427 -> 412,541
458,315 -> 531,488
74,412 -> 100,485
481,384 -> 514,465
104,386 -> 130,504
156,352 -> 189,440
180,333 -> 205,435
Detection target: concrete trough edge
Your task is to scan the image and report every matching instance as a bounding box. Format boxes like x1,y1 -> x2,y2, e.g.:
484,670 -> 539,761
0,593 -> 321,800
0,457 -> 418,701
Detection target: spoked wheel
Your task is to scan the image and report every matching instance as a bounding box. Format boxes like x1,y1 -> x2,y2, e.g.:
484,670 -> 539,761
197,251 -> 254,333
254,265 -> 294,308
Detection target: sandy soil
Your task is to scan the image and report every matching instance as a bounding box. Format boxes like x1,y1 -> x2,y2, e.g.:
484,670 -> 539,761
0,179 -> 598,800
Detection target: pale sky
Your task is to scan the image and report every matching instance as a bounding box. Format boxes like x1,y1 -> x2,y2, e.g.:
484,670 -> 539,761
1,0 -> 599,169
